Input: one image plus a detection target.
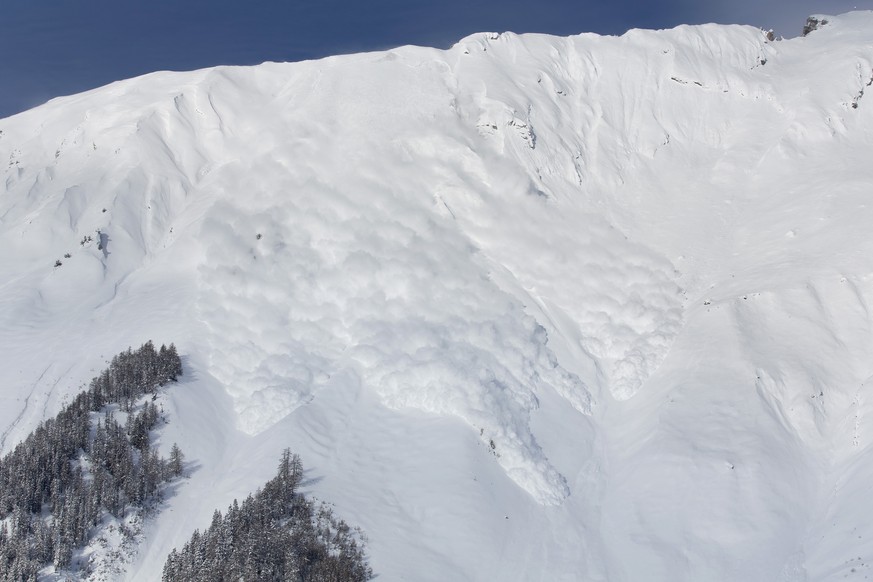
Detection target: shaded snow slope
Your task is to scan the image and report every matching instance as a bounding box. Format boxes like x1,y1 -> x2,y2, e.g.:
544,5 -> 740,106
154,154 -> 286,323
2,10 -> 873,581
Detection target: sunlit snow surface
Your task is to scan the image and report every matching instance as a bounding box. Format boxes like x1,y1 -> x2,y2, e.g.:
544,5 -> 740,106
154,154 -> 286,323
2,11 -> 873,581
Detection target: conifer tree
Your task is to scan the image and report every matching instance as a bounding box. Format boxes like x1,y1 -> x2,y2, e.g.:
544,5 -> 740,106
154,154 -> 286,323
161,450 -> 373,582
0,340 -> 185,578
168,443 -> 184,477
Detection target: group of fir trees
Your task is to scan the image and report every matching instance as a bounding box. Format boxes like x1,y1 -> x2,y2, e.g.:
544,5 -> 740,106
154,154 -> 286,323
0,341 -> 184,581
162,449 -> 373,582
87,341 -> 182,413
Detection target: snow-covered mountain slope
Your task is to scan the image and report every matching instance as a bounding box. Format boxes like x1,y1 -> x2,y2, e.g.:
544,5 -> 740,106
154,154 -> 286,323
3,10 -> 873,581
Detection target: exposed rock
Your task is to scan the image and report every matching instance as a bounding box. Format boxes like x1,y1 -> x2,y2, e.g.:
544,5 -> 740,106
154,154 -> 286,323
802,16 -> 829,37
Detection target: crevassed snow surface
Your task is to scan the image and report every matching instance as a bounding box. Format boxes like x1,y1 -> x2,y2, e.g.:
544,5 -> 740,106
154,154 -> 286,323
2,11 -> 873,581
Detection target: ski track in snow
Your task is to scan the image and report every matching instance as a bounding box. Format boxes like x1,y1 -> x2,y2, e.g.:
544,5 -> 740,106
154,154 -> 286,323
1,11 -> 873,581
0,365 -> 48,451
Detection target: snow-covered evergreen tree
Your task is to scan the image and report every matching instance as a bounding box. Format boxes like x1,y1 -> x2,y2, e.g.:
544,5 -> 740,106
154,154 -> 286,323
161,449 -> 372,582
0,341 -> 185,579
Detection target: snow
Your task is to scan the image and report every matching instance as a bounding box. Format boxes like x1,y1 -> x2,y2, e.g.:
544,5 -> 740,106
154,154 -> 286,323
2,10 -> 873,581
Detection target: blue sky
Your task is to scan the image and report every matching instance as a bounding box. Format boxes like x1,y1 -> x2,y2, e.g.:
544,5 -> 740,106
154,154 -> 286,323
1,0 -> 868,119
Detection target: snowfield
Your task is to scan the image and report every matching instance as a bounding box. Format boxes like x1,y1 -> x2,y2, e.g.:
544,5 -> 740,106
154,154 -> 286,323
2,11 -> 873,581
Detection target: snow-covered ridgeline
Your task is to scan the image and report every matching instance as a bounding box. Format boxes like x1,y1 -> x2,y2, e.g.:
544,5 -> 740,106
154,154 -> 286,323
1,11 -> 873,581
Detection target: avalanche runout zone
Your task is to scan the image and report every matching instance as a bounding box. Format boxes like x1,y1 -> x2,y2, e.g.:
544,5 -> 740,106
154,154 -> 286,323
196,191 -> 590,505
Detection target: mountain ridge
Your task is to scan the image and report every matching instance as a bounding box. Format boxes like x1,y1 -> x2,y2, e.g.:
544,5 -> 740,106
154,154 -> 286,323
2,11 -> 873,580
